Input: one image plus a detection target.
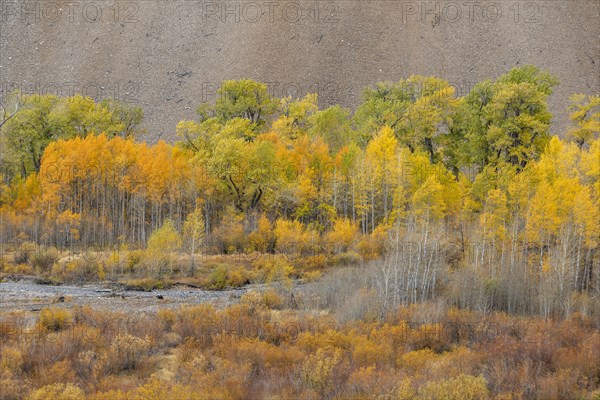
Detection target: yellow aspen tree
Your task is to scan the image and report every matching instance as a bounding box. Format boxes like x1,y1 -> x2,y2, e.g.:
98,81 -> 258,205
146,219 -> 182,276
182,202 -> 205,275
568,94 -> 600,148
365,126 -> 398,228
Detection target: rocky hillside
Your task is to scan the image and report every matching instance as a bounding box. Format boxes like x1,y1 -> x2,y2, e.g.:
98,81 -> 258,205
1,0 -> 598,141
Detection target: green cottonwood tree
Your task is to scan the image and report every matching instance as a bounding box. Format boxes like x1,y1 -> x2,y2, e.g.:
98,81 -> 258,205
461,65 -> 559,171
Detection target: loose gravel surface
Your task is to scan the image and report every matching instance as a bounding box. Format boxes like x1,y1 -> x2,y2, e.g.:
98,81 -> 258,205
2,1 -> 598,138
0,278 -> 250,314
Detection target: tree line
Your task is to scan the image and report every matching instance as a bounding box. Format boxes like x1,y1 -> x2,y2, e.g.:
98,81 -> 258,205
0,66 -> 599,317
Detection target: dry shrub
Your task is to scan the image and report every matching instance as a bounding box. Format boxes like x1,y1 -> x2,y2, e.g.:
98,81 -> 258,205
216,337 -> 303,376
176,340 -> 207,378
335,287 -> 382,323
27,383 -> 84,400
207,357 -> 254,399
91,374 -> 139,396
211,213 -> 246,254
89,378 -> 212,400
251,255 -> 295,284
199,262 -> 251,289
406,323 -> 451,353
2,294 -> 599,399
206,265 -> 228,290
38,308 -> 72,332
365,322 -> 409,358
347,366 -> 379,397
178,355 -> 251,399
579,332 -> 600,384
240,290 -> 264,310
418,374 -> 490,400
330,252 -> 361,266
260,310 -> 307,344
262,289 -> 285,309
404,301 -> 448,325
0,375 -> 22,400
102,251 -> 123,277
226,266 -> 249,287
36,360 -> 77,388
72,350 -> 98,382
157,309 -> 177,331
20,326 -> 95,377
301,348 -> 343,398
19,339 -> 46,375
128,315 -> 165,346
296,254 -> 329,271
2,263 -> 34,274
393,379 -> 417,400
69,324 -> 104,352
551,331 -> 600,393
31,248 -> 59,274
588,390 -> 600,400
356,227 -> 387,260
399,348 -> 438,372
14,242 -> 36,265
178,355 -> 208,386
297,329 -> 353,353
247,220 -> 274,254
126,250 -> 144,273
174,304 -> 219,345
0,347 -> 23,375
538,368 -> 586,400
478,316 -> 600,398
103,333 -> 150,373
121,277 -> 167,291
302,270 -> 323,283
435,346 -> 482,377
0,314 -> 25,341
347,366 -> 399,399
241,289 -> 284,310
51,257 -> 102,282
219,303 -> 274,340
351,336 -> 391,368
72,307 -> 119,338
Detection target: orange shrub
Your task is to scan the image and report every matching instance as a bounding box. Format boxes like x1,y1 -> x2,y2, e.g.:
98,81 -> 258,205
351,336 -> 391,368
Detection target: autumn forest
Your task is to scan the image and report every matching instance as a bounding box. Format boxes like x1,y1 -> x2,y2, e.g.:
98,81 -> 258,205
0,66 -> 599,399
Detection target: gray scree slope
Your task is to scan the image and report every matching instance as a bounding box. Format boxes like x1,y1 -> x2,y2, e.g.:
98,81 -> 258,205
1,0 -> 599,142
